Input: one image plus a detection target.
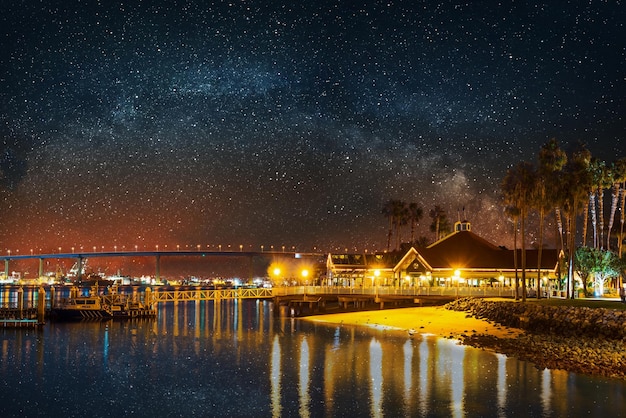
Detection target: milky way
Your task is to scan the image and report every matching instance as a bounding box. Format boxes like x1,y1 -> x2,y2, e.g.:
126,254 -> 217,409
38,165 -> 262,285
1,1 -> 624,255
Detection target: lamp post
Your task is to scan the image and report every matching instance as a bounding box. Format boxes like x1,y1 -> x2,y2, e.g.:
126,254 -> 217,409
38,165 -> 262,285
301,269 -> 309,287
453,269 -> 461,297
273,267 -> 281,287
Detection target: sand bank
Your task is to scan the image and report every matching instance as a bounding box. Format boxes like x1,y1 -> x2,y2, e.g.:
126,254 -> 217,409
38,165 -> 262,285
304,305 -> 523,339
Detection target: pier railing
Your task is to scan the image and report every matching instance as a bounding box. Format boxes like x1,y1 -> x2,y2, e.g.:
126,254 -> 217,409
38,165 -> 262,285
272,285 -> 519,298
151,287 -> 274,303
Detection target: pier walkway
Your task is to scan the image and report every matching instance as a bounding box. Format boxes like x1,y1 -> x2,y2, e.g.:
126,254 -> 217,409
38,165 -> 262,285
150,287 -> 273,303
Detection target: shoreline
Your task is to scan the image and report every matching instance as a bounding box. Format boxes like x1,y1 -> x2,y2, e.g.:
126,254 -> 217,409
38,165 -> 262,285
303,302 -> 626,380
304,304 -> 524,340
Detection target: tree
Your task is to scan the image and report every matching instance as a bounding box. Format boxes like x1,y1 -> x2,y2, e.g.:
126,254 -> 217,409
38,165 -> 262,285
407,203 -> 424,245
382,199 -> 396,252
576,247 -> 620,297
429,205 -> 448,241
502,161 -> 537,302
556,144 -> 592,298
606,158 -> 626,251
587,158 -> 611,249
534,139 -> 567,298
382,199 -> 408,251
393,200 -> 409,250
575,246 -> 597,297
505,205 -> 521,299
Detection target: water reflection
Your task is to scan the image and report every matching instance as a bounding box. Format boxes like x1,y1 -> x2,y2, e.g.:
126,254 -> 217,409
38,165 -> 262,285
271,334 -> 281,417
369,338 -> 383,417
0,296 -> 624,417
298,336 -> 310,418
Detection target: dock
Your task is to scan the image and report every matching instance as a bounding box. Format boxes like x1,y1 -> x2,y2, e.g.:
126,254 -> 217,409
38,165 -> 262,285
0,286 -> 46,328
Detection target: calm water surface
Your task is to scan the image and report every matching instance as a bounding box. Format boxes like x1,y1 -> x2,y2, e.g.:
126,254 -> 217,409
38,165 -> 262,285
1,296 -> 624,417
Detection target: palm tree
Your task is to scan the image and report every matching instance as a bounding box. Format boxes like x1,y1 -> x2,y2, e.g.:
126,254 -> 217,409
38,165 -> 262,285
534,139 -> 567,298
408,203 -> 423,244
606,158 -> 626,251
429,205 -> 447,241
382,199 -> 396,251
587,158 -> 611,249
505,205 -> 521,299
382,199 -> 409,251
394,201 -> 409,250
557,143 -> 592,298
502,161 -> 537,302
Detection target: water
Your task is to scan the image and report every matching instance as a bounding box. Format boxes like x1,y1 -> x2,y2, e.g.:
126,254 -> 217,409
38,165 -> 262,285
1,296 -> 624,417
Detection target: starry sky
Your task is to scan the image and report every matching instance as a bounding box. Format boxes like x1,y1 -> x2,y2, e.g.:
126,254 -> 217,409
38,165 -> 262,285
1,1 -> 624,256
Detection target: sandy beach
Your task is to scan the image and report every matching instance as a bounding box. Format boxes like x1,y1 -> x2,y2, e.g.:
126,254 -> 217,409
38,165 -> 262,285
304,305 -> 524,339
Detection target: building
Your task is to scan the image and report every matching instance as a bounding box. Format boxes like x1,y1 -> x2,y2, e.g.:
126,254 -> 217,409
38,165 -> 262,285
327,220 -> 562,290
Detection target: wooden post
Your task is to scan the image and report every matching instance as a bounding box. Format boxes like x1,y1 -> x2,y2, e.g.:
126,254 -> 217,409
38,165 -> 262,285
17,287 -> 24,316
50,286 -> 55,309
37,287 -> 46,323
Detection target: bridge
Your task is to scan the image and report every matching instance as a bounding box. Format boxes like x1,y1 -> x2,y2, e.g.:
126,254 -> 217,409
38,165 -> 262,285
0,250 -> 324,282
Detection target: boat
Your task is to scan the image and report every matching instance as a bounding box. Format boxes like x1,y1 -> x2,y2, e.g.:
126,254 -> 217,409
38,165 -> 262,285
51,295 -> 113,319
51,285 -> 157,320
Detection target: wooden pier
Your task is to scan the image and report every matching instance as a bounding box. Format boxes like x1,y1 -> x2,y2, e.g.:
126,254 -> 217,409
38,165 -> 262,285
0,286 -> 46,328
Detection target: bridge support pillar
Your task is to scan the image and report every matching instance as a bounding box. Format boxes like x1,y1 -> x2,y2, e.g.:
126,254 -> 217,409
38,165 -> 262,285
155,255 -> 161,284
4,259 -> 8,281
76,256 -> 83,282
39,258 -> 44,280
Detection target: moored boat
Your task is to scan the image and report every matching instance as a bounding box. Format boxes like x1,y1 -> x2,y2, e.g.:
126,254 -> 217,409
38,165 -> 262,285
51,295 -> 113,319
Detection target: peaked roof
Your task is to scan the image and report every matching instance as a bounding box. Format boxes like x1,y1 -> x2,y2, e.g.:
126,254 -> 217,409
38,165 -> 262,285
419,230 -> 559,271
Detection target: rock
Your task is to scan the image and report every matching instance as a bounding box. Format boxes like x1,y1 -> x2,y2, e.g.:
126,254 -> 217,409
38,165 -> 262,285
445,297 -> 626,379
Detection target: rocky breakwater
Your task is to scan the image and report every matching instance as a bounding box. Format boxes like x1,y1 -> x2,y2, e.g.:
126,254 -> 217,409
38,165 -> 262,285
445,297 -> 626,379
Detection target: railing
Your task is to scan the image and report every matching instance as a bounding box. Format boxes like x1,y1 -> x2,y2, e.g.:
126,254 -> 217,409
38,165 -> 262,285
272,285 -> 520,298
151,287 -> 274,303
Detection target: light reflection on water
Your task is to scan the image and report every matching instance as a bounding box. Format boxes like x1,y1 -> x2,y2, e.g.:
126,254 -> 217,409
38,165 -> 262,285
0,296 -> 624,417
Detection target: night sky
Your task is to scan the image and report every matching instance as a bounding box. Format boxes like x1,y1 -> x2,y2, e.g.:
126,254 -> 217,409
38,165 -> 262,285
1,1 -> 624,255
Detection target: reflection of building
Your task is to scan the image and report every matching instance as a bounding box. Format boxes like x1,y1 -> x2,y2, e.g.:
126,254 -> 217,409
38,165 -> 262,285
327,220 -> 561,289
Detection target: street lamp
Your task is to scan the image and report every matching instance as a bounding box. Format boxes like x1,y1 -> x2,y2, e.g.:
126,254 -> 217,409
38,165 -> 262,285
272,267 -> 281,286
453,269 -> 462,297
